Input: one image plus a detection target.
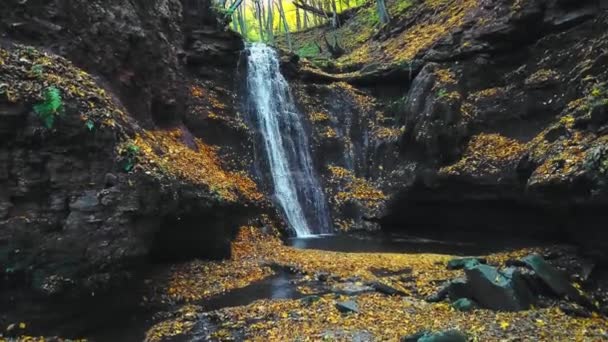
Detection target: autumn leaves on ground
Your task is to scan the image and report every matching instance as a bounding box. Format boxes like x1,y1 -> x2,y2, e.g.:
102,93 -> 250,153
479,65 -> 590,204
142,226 -> 608,342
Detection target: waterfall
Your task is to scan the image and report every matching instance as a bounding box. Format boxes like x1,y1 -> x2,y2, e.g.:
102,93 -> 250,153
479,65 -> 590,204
246,43 -> 331,237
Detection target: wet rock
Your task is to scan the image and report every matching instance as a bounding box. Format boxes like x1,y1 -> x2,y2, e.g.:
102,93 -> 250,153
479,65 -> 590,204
69,191 -> 100,212
505,259 -> 528,268
589,102 -> 608,127
446,278 -> 471,301
316,272 -> 330,282
371,267 -> 413,277
451,298 -> 477,312
425,283 -> 449,303
522,255 -> 579,299
372,281 -> 406,296
322,329 -> 374,342
559,302 -> 592,318
402,330 -> 467,342
446,257 -> 486,270
335,282 -> 374,296
336,300 -> 359,313
104,173 -> 118,187
301,295 -> 321,306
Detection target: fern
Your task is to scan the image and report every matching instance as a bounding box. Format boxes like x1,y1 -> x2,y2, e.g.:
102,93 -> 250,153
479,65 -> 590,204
33,86 -> 63,128
123,143 -> 140,172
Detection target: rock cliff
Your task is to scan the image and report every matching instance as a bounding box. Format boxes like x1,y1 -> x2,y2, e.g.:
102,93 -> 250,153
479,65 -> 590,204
0,0 -> 265,296
283,0 -> 608,259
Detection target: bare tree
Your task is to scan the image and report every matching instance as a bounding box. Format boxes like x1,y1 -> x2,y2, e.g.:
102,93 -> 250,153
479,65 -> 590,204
266,0 -> 274,43
237,0 -> 247,36
253,0 -> 265,41
276,0 -> 293,50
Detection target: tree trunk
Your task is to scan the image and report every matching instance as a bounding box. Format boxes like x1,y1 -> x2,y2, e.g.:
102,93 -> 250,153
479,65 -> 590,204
303,4 -> 309,28
254,0 -> 265,41
266,0 -> 274,43
277,0 -> 293,50
238,0 -> 247,37
376,0 -> 390,24
296,7 -> 302,31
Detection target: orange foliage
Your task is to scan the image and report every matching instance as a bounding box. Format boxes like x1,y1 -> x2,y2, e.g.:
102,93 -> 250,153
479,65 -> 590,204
441,133 -> 526,177
190,85 -> 204,98
132,128 -> 262,203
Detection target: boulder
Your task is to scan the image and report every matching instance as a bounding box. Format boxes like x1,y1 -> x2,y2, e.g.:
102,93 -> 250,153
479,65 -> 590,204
463,264 -> 533,311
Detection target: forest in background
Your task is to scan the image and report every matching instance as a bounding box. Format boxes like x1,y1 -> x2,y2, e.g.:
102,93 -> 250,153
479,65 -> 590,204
218,0 -> 373,44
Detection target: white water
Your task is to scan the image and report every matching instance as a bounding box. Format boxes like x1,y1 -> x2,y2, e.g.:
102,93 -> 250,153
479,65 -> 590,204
246,43 -> 331,237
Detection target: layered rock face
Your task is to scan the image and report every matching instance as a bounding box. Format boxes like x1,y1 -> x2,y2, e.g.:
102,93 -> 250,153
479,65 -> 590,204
285,0 -> 608,258
0,0 -> 264,295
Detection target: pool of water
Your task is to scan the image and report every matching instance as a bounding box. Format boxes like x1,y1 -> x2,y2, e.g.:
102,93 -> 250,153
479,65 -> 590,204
288,231 -> 546,255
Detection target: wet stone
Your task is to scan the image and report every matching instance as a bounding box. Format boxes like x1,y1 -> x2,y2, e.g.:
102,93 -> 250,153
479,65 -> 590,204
336,300 -> 359,313
301,295 -> 321,306
372,281 -> 405,296
451,298 -> 476,312
463,263 -> 533,311
335,281 -> 374,296
522,254 -> 579,299
446,257 -> 486,270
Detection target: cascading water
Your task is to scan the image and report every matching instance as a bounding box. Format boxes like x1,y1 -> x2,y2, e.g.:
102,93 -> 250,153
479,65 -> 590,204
246,43 -> 331,237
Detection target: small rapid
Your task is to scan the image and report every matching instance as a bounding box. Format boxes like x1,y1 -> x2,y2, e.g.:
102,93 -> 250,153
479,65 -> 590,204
246,43 -> 331,237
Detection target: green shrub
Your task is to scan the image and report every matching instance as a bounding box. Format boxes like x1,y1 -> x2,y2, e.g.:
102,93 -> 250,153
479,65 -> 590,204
33,86 -> 63,128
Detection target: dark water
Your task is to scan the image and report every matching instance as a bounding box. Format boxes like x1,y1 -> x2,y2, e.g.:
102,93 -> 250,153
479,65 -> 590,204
289,231 -> 547,255
198,268 -> 304,311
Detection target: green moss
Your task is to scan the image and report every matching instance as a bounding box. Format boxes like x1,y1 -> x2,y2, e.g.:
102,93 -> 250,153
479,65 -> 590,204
362,7 -> 379,26
394,0 -> 414,14
296,42 -> 321,59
